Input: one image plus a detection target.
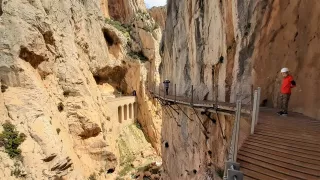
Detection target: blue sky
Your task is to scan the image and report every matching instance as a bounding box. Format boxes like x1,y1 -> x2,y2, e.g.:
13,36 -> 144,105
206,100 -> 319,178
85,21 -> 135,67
144,0 -> 167,8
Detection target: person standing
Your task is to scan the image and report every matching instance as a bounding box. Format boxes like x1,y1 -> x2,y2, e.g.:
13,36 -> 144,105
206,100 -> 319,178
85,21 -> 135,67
163,79 -> 170,95
277,68 -> 296,116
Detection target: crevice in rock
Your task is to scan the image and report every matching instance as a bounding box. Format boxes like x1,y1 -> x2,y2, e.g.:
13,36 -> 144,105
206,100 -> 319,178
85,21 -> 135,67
19,46 -> 46,69
57,102 -> 64,112
43,31 -> 55,46
102,28 -> 121,58
42,153 -> 57,162
0,0 -> 3,16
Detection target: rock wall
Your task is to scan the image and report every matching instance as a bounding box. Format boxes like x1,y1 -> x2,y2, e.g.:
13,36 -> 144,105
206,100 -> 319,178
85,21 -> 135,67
162,0 -> 254,104
161,0 -> 320,179
252,0 -> 320,119
0,0 -> 162,179
106,0 -> 147,23
149,6 -> 167,30
100,0 -> 110,18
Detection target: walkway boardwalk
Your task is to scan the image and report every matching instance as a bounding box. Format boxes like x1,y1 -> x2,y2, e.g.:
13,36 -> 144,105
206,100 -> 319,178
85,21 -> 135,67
150,91 -> 251,115
238,108 -> 320,180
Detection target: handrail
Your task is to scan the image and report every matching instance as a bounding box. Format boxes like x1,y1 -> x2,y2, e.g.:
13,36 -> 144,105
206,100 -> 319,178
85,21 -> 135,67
150,84 -> 251,115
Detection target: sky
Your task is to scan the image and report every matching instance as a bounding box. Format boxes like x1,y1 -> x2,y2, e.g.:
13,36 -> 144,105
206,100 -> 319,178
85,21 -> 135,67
144,0 -> 167,8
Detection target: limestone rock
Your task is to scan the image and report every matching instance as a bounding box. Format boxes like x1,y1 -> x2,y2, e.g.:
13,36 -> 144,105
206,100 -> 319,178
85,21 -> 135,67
100,0 -> 110,18
107,0 -> 146,24
138,29 -> 155,60
149,6 -> 167,30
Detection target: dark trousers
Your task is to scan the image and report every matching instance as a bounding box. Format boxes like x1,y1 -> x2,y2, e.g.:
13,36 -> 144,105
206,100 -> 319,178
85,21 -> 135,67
280,93 -> 291,113
165,88 -> 168,95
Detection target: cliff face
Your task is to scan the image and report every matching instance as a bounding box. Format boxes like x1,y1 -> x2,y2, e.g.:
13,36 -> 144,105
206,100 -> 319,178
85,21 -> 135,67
104,0 -> 147,23
162,0 -> 254,105
161,0 -> 320,179
252,0 -> 320,119
149,6 -> 167,30
0,0 -> 162,179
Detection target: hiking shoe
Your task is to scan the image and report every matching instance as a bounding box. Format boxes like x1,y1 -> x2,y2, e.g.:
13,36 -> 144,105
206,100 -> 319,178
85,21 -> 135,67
277,111 -> 284,115
281,112 -> 288,117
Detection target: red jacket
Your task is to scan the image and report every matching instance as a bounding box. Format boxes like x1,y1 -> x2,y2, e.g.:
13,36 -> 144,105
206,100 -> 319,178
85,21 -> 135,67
281,75 -> 295,94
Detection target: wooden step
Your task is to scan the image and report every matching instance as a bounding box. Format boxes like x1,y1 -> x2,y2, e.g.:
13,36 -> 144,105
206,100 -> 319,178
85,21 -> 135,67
256,125 -> 320,135
243,141 -> 320,164
245,138 -> 320,157
241,167 -> 276,180
239,146 -> 320,171
241,143 -> 320,167
254,131 -> 320,145
238,156 -> 318,179
239,160 -> 298,180
238,152 -> 320,176
252,133 -> 320,150
256,125 -> 320,134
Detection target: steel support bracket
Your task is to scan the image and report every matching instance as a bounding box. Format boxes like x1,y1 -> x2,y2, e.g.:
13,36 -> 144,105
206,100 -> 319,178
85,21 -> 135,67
226,161 -> 240,171
227,169 -> 243,180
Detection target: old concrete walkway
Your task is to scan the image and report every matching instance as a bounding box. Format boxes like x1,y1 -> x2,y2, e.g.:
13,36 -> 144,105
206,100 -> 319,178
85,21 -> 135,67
105,96 -> 137,123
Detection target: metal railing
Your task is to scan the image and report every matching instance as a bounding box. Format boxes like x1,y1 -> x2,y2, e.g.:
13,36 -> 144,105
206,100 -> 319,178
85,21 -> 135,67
251,87 -> 261,134
223,100 -> 243,180
151,83 -> 261,179
223,87 -> 261,180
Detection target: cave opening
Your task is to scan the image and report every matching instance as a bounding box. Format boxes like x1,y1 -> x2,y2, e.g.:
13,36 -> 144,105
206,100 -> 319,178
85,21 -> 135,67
107,168 -> 115,174
103,29 -> 115,46
164,142 -> 169,148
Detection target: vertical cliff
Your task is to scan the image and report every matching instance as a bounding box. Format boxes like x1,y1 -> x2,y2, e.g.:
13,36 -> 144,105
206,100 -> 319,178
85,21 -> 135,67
149,6 -> 167,30
106,0 -> 147,23
252,0 -> 320,119
0,0 -> 163,179
161,0 -> 320,179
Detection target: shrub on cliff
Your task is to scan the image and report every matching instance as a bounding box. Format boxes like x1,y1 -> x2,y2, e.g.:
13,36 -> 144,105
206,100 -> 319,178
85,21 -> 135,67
105,18 -> 130,37
0,121 -> 26,158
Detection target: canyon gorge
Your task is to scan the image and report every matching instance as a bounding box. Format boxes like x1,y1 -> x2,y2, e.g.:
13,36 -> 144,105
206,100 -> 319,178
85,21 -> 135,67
0,0 -> 320,180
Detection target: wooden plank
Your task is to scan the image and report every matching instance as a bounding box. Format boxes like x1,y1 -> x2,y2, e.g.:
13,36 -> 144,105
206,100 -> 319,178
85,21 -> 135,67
239,147 -> 320,171
239,155 -> 318,179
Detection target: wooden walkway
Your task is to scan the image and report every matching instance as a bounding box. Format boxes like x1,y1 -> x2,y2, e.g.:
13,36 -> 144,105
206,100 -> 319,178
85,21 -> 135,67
238,108 -> 320,180
150,91 -> 251,115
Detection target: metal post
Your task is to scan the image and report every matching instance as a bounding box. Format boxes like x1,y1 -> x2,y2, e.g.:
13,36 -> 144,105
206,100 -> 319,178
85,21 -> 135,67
255,87 -> 261,125
163,84 -> 165,99
191,85 -> 194,106
174,84 -> 176,103
233,100 -> 241,161
251,90 -> 258,134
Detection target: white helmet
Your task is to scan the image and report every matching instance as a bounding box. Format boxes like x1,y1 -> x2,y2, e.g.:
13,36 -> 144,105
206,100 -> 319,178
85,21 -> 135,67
281,67 -> 289,73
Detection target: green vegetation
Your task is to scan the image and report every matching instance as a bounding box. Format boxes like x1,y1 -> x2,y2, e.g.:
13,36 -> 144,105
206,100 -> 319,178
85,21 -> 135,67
216,168 -> 224,178
105,18 -> 131,39
11,161 -> 25,178
118,138 -> 134,177
128,51 -> 148,62
0,121 -> 26,158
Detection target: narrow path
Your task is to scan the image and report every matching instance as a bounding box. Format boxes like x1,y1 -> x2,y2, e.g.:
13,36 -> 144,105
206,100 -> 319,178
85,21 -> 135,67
150,91 -> 251,114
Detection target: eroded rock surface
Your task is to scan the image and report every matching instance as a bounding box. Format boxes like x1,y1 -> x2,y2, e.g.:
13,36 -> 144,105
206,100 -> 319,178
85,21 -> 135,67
0,0 -> 163,179
149,6 -> 167,30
